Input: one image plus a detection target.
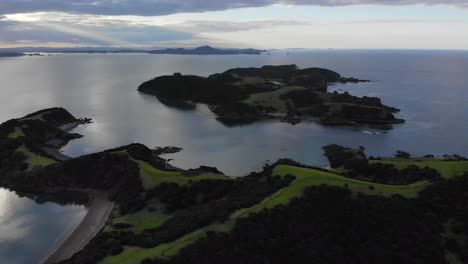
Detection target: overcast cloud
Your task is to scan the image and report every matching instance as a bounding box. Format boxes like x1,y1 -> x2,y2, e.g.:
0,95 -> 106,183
0,0 -> 467,49
0,0 -> 467,16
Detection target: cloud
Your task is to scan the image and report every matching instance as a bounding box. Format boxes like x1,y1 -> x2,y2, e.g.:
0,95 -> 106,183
171,20 -> 309,33
0,19 -> 192,47
0,0 -> 467,16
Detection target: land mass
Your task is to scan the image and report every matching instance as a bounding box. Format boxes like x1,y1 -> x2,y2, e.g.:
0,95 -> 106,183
0,46 -> 266,55
0,108 -> 467,264
0,52 -> 25,57
148,46 -> 266,55
138,64 -> 403,127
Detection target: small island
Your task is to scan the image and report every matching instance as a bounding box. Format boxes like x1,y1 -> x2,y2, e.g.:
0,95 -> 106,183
138,65 -> 404,127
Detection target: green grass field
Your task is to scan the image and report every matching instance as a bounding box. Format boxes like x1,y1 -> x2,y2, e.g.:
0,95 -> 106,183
370,159 -> 468,178
231,165 -> 428,219
136,160 -> 229,190
101,222 -> 233,264
101,164 -> 430,264
99,157 -> 232,263
243,86 -> 305,112
16,146 -> 56,169
103,152 -> 467,264
18,112 -> 47,122
106,209 -> 171,234
8,127 -> 25,139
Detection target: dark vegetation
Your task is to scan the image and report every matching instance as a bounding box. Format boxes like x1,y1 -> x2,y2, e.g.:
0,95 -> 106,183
59,173 -> 294,264
0,108 -> 82,187
145,175 -> 468,264
134,175 -> 293,247
1,109 -> 467,264
323,144 -> 367,168
210,102 -> 265,124
153,146 -> 183,155
344,160 -> 441,184
138,65 -> 402,127
0,109 -> 155,215
323,144 -> 442,184
29,151 -> 145,214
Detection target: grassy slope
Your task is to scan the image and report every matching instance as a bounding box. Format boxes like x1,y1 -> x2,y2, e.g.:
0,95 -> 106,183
243,86 -> 305,112
101,164 -> 431,264
18,112 -> 47,122
8,127 -> 25,138
106,209 -> 171,234
8,111 -> 51,138
137,160 -> 228,190
101,222 -> 233,264
99,159 -> 232,263
16,145 -> 56,169
231,165 -> 427,219
370,159 -> 468,179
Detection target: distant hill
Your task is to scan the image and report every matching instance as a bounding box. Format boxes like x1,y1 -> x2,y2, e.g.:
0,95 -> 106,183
149,45 -> 266,55
0,46 -> 267,55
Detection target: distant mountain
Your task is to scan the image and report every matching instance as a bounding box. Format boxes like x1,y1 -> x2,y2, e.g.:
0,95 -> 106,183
149,46 -> 266,55
0,52 -> 24,57
0,46 -> 267,55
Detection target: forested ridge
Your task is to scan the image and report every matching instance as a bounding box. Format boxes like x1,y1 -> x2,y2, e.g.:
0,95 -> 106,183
1,108 -> 467,264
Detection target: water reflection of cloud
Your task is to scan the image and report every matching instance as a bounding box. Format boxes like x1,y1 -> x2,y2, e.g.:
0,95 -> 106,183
0,188 -> 88,263
0,214 -> 30,242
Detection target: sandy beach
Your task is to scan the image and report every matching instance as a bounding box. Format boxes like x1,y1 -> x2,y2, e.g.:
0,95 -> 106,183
43,191 -> 114,264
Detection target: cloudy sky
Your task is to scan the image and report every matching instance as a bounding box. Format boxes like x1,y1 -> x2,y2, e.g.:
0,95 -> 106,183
0,0 -> 467,49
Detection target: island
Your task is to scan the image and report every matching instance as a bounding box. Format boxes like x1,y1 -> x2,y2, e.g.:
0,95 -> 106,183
148,46 -> 266,55
0,108 -> 467,264
0,46 -> 266,56
138,65 -> 404,127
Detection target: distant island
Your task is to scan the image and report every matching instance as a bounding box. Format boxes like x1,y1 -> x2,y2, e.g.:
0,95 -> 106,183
0,107 -> 467,264
138,64 -> 403,127
0,46 -> 266,55
148,45 -> 266,55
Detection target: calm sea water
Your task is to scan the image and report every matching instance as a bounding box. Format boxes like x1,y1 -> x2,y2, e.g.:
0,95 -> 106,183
2,51 -> 467,175
0,50 -> 467,263
0,188 -> 86,264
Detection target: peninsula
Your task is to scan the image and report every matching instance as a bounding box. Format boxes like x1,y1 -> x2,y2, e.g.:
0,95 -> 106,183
0,108 -> 467,264
138,65 -> 404,127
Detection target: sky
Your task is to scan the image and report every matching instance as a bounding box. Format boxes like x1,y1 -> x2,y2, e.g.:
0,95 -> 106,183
0,0 -> 467,49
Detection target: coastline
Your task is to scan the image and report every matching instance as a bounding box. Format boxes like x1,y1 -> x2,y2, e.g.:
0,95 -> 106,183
41,121 -> 115,264
42,191 -> 114,264
42,121 -> 82,161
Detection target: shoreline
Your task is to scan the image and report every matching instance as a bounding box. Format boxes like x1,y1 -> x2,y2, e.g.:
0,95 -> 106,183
42,121 -> 82,161
41,121 -> 115,264
42,191 -> 114,264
